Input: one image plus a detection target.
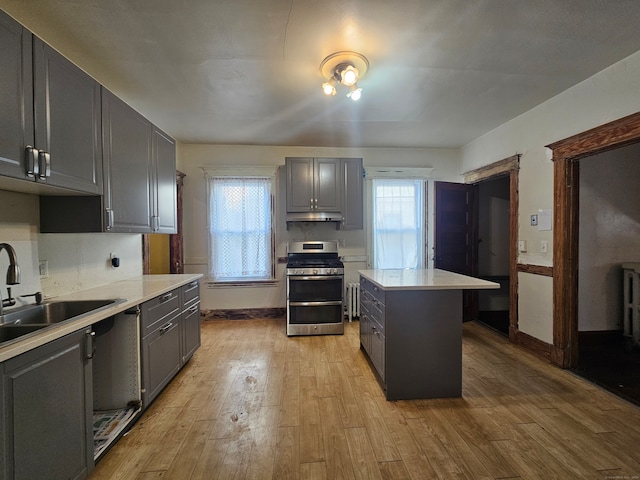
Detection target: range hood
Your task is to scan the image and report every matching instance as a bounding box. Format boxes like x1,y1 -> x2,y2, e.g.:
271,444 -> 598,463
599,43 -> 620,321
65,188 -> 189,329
286,212 -> 343,223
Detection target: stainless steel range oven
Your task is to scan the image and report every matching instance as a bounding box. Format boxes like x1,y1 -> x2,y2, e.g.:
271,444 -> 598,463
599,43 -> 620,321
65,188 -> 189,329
286,241 -> 344,336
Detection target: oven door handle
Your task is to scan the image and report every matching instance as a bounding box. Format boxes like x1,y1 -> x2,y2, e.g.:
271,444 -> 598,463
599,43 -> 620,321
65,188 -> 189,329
288,275 -> 343,281
289,301 -> 343,307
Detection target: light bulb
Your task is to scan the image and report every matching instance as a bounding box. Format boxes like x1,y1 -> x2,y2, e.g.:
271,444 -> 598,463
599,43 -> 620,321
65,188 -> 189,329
322,82 -> 336,96
339,65 -> 359,86
347,87 -> 362,101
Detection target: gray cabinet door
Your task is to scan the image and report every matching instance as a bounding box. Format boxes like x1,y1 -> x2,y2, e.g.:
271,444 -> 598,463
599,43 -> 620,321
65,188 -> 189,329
2,328 -> 93,480
33,38 -> 102,194
181,301 -> 201,363
152,128 -> 177,233
286,157 -> 341,212
140,313 -> 181,407
315,158 -> 341,211
340,158 -> 363,229
286,157 -> 314,212
102,88 -> 154,233
0,10 -> 33,180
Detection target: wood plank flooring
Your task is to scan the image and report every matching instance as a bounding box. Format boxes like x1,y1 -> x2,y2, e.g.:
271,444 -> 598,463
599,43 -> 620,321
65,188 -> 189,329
89,318 -> 640,479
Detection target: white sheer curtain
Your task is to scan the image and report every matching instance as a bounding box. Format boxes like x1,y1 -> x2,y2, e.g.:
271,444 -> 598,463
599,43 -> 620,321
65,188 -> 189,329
372,179 -> 424,269
208,176 -> 272,281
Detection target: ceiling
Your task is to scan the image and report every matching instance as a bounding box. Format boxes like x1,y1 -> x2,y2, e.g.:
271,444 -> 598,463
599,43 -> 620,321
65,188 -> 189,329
3,0 -> 640,149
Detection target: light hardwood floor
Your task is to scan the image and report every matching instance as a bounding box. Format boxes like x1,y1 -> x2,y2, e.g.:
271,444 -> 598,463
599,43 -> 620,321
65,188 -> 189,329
90,318 -> 640,479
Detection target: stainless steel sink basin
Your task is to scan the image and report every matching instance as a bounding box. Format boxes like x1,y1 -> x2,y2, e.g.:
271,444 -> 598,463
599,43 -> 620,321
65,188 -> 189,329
0,324 -> 49,343
0,299 -> 125,344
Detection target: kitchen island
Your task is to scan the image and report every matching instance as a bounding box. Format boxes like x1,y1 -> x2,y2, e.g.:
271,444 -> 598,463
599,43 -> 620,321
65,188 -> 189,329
358,269 -> 499,400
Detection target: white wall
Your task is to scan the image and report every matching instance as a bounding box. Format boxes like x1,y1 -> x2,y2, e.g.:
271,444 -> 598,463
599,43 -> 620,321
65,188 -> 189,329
179,144 -> 461,310
578,143 -> 640,332
0,190 -> 143,304
461,50 -> 640,343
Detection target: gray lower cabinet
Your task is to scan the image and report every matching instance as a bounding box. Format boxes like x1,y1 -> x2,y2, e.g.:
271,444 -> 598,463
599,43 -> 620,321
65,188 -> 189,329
140,282 -> 201,409
1,328 -> 93,480
140,288 -> 182,408
359,274 -> 462,400
180,280 -> 201,363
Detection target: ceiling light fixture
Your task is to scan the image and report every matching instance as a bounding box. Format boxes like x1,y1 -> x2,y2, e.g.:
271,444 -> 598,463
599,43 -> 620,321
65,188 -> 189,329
320,51 -> 369,101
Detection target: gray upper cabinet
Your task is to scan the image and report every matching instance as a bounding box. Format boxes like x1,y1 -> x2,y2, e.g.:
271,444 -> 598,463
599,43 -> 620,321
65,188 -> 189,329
286,157 -> 341,212
340,158 -> 363,230
33,38 -> 102,194
0,11 -> 33,180
152,128 -> 177,233
102,88 -> 154,233
0,11 -> 101,194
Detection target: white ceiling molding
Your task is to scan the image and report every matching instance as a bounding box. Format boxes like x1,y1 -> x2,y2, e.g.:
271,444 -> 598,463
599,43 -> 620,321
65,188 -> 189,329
364,167 -> 435,179
200,165 -> 278,177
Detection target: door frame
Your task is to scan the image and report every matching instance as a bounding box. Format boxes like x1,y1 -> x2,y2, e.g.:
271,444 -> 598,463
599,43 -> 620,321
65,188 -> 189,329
463,155 -> 520,341
547,111 -> 640,368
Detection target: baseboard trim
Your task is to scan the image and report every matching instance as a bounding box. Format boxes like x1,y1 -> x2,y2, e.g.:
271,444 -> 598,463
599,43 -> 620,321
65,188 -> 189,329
202,308 -> 285,320
513,329 -> 552,361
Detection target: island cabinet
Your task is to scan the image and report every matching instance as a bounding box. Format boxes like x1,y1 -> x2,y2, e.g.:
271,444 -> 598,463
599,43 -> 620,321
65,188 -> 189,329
0,11 -> 102,194
1,328 -> 94,480
286,157 -> 342,212
359,272 -> 468,400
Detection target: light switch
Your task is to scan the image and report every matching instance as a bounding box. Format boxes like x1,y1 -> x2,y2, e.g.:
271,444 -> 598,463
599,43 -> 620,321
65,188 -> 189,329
518,240 -> 527,252
540,240 -> 548,253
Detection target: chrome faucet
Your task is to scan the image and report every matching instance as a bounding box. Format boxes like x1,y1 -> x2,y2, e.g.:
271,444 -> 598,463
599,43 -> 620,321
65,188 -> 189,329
0,243 -> 21,316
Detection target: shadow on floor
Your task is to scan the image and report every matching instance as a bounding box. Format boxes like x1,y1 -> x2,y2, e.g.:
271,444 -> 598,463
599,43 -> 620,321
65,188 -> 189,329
476,310 -> 509,337
573,333 -> 640,407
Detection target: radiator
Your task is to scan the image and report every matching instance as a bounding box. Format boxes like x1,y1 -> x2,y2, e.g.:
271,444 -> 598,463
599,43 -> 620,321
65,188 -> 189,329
345,282 -> 360,321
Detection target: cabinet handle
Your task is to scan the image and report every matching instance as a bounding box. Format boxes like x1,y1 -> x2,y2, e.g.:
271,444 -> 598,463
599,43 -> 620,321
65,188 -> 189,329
160,293 -> 173,303
188,281 -> 198,289
159,322 -> 173,334
105,208 -> 114,230
85,330 -> 96,359
152,215 -> 159,232
188,305 -> 199,314
37,150 -> 51,178
314,198 -> 318,209
310,198 -> 313,209
25,146 -> 39,177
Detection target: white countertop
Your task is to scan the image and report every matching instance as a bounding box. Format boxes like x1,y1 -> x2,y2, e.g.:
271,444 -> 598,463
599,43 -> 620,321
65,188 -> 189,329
358,269 -> 500,291
0,274 -> 202,362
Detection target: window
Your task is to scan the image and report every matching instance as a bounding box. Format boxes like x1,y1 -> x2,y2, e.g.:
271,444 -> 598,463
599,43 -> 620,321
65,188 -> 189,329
371,178 -> 425,269
208,176 -> 274,282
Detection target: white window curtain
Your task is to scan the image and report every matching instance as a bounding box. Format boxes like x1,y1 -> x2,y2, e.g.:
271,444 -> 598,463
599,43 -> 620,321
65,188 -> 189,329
208,176 -> 273,281
372,178 -> 425,269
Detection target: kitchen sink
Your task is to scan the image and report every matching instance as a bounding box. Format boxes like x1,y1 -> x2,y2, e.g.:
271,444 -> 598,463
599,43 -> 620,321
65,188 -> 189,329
0,299 -> 125,344
0,324 -> 49,343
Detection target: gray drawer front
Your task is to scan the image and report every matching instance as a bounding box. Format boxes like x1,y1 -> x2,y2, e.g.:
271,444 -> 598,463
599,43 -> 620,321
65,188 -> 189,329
141,288 -> 180,335
182,280 -> 200,307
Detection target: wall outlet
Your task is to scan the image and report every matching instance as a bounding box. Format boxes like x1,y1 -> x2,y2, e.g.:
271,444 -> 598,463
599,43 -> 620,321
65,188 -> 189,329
530,214 -> 538,226
518,240 -> 527,253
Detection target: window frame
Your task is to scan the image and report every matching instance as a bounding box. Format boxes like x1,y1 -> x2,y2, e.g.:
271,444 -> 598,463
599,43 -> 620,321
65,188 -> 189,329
366,175 -> 429,270
204,167 -> 277,285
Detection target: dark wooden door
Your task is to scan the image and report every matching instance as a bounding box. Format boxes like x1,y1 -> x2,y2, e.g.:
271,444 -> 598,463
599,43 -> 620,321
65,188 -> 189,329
434,181 -> 478,321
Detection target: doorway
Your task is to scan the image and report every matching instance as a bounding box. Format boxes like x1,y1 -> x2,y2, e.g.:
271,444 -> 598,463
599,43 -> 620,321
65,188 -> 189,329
476,175 -> 511,335
434,155 -> 519,336
547,111 -> 640,369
